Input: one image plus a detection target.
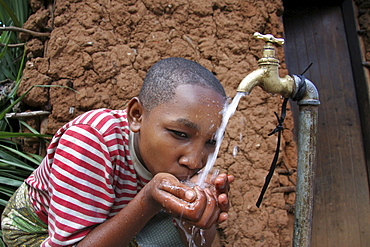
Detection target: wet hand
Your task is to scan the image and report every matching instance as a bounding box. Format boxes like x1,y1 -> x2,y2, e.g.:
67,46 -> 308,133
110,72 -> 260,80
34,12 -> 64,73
187,172 -> 234,224
213,173 -> 234,223
175,174 -> 233,229
148,173 -> 208,222
147,172 -> 233,229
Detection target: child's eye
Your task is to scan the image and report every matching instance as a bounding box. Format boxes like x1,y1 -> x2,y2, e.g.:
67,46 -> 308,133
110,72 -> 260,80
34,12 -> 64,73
170,130 -> 188,139
206,139 -> 217,146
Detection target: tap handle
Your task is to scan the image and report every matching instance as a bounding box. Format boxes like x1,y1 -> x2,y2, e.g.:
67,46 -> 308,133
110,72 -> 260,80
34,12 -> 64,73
254,32 -> 285,46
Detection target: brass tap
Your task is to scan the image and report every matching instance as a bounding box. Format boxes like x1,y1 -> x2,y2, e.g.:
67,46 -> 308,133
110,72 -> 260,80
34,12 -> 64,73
237,32 -> 295,98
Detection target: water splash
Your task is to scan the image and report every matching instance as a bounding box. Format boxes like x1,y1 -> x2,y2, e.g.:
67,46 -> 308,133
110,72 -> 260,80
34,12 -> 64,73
174,218 -> 199,247
176,92 -> 247,247
197,92 -> 247,188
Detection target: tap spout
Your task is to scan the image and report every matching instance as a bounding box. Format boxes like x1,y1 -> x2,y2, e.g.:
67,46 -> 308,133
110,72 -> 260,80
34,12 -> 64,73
236,67 -> 265,94
236,62 -> 295,98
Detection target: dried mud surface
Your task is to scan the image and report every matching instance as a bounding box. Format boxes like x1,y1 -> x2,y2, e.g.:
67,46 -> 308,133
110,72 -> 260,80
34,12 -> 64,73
20,0 -> 298,246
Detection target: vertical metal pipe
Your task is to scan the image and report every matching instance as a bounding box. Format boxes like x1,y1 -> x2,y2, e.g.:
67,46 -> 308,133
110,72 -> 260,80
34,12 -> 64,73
292,75 -> 320,247
293,105 -> 318,247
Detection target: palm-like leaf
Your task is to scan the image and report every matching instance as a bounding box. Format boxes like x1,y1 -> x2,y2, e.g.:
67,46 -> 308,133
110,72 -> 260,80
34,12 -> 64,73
0,0 -> 38,209
0,0 -> 30,81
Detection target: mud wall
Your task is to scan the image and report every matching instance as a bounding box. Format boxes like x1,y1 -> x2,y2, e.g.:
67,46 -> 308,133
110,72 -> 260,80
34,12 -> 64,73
19,0 -> 297,246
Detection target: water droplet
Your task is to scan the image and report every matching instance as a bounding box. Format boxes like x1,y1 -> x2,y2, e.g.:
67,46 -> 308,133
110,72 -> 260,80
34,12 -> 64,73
69,107 -> 75,115
233,145 -> 238,157
200,229 -> 206,245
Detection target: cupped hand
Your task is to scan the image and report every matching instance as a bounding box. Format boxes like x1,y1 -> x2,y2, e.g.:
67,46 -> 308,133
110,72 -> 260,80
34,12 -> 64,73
146,172 -> 234,229
189,172 -> 234,223
147,173 -> 208,222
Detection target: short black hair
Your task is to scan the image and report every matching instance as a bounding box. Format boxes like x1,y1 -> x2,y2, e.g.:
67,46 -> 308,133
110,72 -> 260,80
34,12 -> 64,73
139,57 -> 226,111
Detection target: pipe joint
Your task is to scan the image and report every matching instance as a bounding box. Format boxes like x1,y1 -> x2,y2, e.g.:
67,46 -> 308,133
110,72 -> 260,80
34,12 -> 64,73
292,75 -> 320,106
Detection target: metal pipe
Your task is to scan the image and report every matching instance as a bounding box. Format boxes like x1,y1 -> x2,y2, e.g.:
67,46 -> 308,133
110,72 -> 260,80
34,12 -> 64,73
293,76 -> 320,247
236,33 -> 320,247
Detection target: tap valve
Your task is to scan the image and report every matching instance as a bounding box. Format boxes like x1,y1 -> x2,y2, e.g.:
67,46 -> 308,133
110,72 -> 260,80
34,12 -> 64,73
254,32 -> 284,63
253,32 -> 285,46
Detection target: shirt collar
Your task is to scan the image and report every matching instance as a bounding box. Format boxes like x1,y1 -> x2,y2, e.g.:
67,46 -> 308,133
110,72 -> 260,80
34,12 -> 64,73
129,130 -> 153,181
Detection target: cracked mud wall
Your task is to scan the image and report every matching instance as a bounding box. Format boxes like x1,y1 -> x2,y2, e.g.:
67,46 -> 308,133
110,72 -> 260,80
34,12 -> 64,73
19,0 -> 298,246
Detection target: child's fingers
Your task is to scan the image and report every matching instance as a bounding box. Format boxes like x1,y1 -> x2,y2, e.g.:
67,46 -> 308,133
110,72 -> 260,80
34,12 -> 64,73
227,175 -> 235,183
180,188 -> 220,229
218,193 -> 229,212
214,174 -> 228,193
151,173 -> 196,203
199,188 -> 221,229
214,174 -> 234,194
158,177 -> 197,203
153,184 -> 208,222
217,212 -> 229,223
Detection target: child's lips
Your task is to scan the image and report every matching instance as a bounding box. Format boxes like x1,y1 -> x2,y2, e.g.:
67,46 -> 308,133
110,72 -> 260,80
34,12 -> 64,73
176,169 -> 198,182
177,173 -> 192,182
178,175 -> 190,182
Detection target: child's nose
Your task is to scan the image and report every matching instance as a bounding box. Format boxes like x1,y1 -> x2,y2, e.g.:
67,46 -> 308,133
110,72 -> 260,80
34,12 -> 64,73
179,149 -> 207,170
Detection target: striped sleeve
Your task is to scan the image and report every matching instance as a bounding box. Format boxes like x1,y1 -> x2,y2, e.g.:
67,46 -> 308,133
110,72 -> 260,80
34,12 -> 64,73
41,124 -> 116,247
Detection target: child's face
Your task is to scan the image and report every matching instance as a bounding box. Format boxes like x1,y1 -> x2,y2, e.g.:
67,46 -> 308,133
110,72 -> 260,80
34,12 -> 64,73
129,84 -> 225,181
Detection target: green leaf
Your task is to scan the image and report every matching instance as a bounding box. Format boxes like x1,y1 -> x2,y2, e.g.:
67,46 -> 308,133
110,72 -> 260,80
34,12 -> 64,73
0,138 -> 16,146
0,148 -> 28,165
0,176 -> 23,187
0,0 -> 21,27
0,144 -> 40,166
0,186 -> 15,197
0,158 -> 35,172
9,46 -> 27,96
0,189 -> 13,198
19,121 -> 52,144
27,153 -> 44,163
0,131 -> 50,138
0,168 -> 30,177
0,32 -> 11,60
15,45 -> 26,83
0,197 -> 9,208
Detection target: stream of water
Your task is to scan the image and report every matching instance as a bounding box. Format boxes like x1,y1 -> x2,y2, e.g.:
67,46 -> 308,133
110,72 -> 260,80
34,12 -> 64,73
197,91 -> 247,188
177,92 -> 247,247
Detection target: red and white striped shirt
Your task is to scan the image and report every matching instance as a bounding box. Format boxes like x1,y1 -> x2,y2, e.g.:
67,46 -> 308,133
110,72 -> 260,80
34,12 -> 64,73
26,109 -> 151,247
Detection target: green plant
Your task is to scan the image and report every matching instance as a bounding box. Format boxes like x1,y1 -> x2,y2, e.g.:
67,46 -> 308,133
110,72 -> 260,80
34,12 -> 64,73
0,2 -> 76,243
0,0 -> 31,135
0,82 -> 55,208
0,2 -> 53,245
0,128 -> 49,207
0,232 -> 4,247
0,82 -> 78,207
0,0 -> 31,82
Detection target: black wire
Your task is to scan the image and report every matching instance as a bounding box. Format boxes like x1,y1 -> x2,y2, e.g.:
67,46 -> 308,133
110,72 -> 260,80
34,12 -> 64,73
256,98 -> 289,208
300,62 -> 313,76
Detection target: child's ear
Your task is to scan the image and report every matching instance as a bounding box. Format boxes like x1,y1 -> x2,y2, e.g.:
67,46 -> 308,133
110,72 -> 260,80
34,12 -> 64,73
127,97 -> 143,133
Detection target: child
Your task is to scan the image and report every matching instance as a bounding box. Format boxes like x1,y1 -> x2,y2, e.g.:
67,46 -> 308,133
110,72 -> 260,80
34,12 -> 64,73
1,57 -> 234,247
